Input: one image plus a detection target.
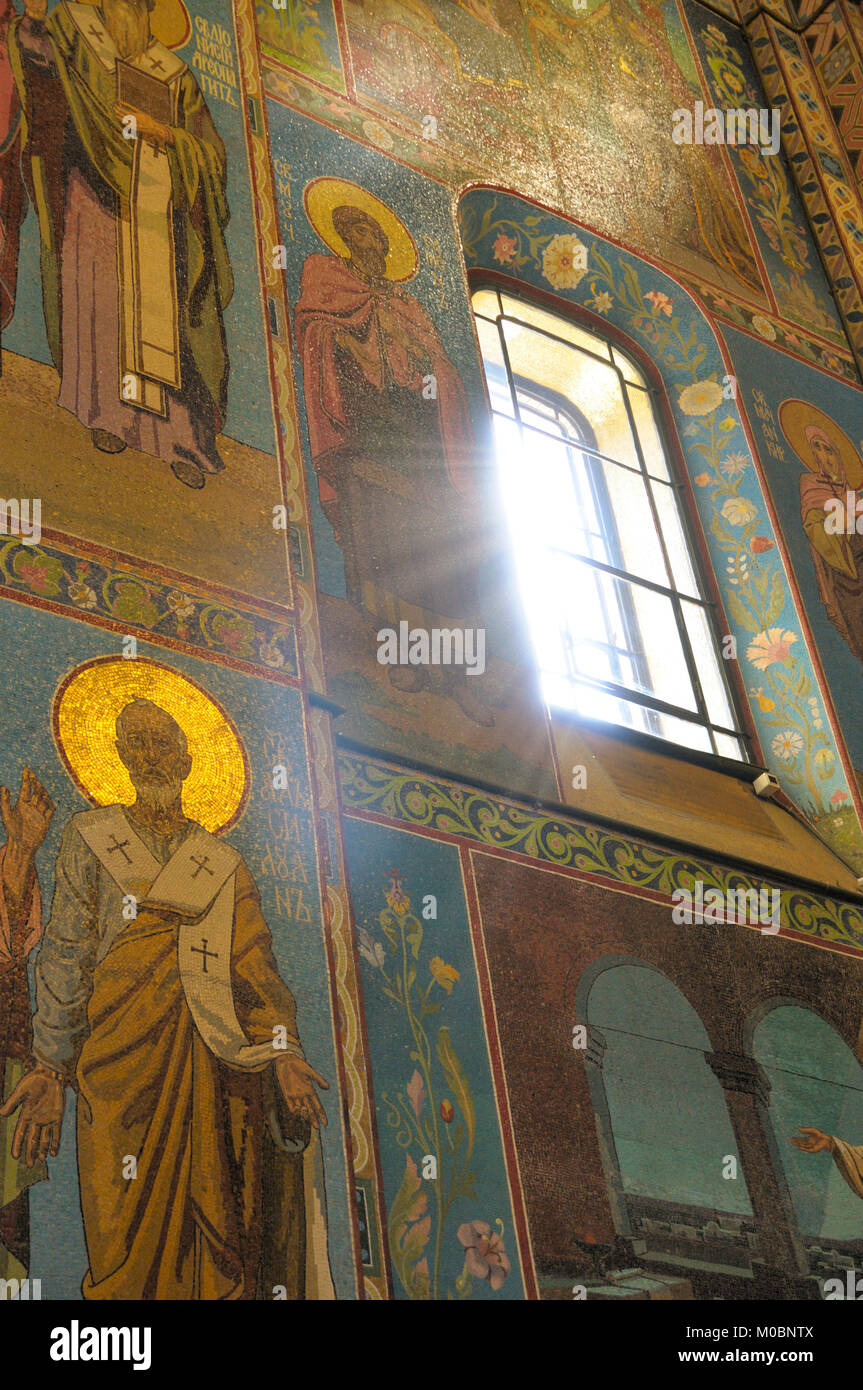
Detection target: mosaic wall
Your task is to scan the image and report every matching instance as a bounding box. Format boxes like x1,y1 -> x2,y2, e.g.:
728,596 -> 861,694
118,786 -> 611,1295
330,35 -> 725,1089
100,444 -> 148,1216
0,0 -> 376,1301
0,0 -> 860,1306
460,186 -> 863,873
745,0 -> 863,373
341,750 -> 863,1300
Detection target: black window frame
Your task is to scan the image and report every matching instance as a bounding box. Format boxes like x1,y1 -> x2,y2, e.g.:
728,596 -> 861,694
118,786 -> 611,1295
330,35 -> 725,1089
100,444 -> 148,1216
472,281 -> 753,765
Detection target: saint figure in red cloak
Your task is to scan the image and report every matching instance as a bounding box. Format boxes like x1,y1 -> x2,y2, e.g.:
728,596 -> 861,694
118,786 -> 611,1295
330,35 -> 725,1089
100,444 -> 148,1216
295,191 -> 493,725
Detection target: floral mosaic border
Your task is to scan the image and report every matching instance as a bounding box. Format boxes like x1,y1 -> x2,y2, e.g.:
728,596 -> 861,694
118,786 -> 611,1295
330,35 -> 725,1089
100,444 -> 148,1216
234,0 -> 388,1300
689,13 -> 848,350
695,279 -> 857,383
741,12 -> 863,374
339,752 -> 863,953
459,186 -> 863,874
0,533 -> 298,676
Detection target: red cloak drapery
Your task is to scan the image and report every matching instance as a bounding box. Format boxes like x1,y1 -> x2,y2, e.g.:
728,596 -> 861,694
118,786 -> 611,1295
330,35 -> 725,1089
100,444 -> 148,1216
294,252 -> 475,506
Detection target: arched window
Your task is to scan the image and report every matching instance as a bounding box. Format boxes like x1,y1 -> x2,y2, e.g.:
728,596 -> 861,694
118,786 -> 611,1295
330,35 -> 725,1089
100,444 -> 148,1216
753,1005 -> 863,1250
584,963 -> 750,1224
472,286 -> 748,761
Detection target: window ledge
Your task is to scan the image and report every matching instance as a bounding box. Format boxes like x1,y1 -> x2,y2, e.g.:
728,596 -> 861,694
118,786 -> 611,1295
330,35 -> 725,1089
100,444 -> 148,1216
547,703 -> 759,784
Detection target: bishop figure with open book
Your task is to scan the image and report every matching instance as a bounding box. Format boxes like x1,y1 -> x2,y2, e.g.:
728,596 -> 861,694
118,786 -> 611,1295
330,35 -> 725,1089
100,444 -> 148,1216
8,0 -> 232,489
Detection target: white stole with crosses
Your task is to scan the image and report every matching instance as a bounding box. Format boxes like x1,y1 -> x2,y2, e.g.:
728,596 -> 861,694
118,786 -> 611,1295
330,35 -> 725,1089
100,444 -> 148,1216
75,805 -> 280,1072
66,3 -> 185,416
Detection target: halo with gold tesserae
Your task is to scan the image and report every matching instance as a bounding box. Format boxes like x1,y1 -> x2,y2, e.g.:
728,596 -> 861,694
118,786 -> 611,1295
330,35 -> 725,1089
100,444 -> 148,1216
303,177 -> 419,282
53,657 -> 248,834
74,0 -> 192,49
779,399 -> 863,489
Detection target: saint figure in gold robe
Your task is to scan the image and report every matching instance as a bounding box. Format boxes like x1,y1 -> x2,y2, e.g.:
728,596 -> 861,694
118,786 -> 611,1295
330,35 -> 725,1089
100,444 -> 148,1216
1,698 -> 332,1300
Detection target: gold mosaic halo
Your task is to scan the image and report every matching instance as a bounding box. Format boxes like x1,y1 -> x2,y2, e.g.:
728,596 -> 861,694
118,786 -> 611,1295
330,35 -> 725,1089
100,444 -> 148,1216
303,177 -> 418,282
778,398 -> 863,490
74,0 -> 192,50
53,657 -> 248,834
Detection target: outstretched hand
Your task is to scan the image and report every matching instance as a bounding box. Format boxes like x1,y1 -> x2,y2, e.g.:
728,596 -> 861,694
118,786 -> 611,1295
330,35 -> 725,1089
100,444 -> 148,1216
0,768 -> 54,858
0,1069 -> 65,1166
791,1127 -> 833,1153
275,1055 -> 329,1131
